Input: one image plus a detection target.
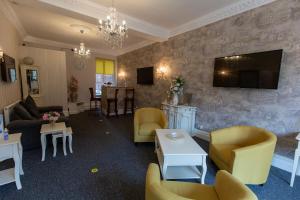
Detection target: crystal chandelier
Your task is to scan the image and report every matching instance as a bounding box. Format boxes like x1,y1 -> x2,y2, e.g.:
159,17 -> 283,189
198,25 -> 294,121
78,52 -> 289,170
74,30 -> 90,58
97,1 -> 128,49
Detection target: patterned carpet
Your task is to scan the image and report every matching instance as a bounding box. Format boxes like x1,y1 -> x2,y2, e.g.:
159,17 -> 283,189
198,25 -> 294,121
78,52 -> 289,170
0,111 -> 300,200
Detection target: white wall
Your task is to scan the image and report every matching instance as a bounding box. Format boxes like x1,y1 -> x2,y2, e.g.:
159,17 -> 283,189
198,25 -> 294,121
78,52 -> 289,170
65,50 -> 116,105
0,10 -> 21,110
19,46 -> 68,110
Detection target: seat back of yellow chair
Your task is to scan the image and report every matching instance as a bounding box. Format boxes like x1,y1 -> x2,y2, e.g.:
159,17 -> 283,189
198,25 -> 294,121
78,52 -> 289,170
136,108 -> 164,124
215,170 -> 258,200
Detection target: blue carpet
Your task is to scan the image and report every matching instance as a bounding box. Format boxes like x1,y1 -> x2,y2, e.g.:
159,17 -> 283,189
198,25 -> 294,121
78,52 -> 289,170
0,111 -> 300,200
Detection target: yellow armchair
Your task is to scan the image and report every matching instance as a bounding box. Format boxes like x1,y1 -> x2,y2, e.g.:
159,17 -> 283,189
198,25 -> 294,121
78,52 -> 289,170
145,163 -> 258,200
209,126 -> 277,185
134,108 -> 168,143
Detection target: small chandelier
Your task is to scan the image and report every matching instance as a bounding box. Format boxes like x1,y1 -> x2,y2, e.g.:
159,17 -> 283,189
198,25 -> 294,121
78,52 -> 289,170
97,1 -> 128,49
74,30 -> 90,58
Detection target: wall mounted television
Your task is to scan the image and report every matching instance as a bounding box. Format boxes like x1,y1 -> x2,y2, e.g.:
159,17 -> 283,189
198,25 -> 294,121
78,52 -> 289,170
137,66 -> 154,85
213,49 -> 283,89
1,54 -> 17,83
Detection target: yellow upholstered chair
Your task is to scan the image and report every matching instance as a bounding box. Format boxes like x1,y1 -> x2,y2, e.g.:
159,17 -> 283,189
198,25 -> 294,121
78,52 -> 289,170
209,126 -> 277,185
145,163 -> 258,200
134,108 -> 168,143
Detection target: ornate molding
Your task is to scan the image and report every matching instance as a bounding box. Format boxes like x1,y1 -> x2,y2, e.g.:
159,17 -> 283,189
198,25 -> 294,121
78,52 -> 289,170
170,0 -> 277,37
0,0 -> 27,38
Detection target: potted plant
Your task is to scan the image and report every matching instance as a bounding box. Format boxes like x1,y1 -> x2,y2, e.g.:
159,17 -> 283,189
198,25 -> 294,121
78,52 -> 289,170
169,76 -> 184,105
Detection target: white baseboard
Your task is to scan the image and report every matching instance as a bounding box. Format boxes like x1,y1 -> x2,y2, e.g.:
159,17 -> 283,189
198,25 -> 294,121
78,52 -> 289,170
193,129 -> 299,176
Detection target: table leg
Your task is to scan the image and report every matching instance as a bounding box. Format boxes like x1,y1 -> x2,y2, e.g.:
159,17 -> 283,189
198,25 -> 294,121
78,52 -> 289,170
13,145 -> 22,190
52,136 -> 57,157
63,132 -> 67,156
290,149 -> 299,187
68,135 -> 73,153
162,162 -> 167,180
18,142 -> 24,175
41,134 -> 46,161
201,156 -> 207,184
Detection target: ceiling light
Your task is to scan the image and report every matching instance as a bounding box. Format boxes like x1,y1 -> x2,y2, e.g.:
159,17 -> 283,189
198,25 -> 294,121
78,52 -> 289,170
74,29 -> 90,59
97,0 -> 128,49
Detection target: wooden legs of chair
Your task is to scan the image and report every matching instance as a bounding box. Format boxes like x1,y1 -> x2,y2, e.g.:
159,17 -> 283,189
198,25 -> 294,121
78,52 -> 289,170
124,98 -> 134,115
107,99 -> 118,117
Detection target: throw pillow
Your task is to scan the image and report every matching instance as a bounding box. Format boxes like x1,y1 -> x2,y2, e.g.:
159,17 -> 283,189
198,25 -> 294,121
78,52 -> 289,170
14,103 -> 35,120
24,95 -> 40,118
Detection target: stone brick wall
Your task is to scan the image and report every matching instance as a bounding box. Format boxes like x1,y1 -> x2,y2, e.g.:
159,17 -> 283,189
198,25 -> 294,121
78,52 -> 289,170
117,0 -> 300,135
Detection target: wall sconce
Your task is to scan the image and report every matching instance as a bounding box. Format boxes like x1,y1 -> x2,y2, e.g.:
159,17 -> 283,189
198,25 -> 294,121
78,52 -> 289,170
118,70 -> 127,87
0,49 -> 3,62
157,66 -> 168,79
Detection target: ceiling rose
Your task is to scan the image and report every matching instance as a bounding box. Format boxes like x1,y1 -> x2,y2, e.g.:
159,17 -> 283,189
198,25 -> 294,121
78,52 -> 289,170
97,0 -> 128,49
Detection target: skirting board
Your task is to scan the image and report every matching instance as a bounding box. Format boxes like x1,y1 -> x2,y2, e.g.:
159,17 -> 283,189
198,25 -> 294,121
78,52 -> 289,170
194,129 -> 300,176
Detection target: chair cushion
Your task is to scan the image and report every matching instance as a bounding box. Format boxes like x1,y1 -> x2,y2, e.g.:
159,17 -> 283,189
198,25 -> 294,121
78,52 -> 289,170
13,103 -> 35,120
162,181 -> 219,200
210,144 -> 241,166
24,96 -> 40,118
139,122 -> 162,136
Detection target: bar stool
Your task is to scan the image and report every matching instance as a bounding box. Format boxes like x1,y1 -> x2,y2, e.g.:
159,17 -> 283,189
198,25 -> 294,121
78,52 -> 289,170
52,127 -> 73,157
106,88 -> 119,117
124,88 -> 134,115
89,87 -> 101,111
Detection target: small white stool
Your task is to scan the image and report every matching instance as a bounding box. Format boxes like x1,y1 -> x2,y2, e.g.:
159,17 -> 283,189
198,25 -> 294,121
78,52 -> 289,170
290,133 -> 300,187
52,127 -> 73,157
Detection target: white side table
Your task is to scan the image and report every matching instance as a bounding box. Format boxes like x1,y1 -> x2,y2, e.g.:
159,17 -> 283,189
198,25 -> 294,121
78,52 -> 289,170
290,133 -> 300,187
0,133 -> 24,190
40,122 -> 66,161
52,127 -> 73,157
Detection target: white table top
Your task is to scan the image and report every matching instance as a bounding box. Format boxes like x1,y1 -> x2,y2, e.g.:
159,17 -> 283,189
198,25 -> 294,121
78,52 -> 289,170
156,129 -> 207,156
40,122 -> 66,134
0,133 -> 22,146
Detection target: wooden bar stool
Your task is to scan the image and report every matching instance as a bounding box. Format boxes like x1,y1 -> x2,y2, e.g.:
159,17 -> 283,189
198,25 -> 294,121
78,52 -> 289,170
89,87 -> 101,111
124,88 -> 134,115
106,88 -> 119,117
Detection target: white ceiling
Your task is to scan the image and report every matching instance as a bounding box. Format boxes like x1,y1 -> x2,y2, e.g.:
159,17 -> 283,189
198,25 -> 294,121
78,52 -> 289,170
90,0 -> 240,29
4,0 -> 276,56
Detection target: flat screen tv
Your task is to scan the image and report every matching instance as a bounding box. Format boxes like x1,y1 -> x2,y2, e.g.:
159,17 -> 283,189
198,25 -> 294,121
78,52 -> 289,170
213,49 -> 283,89
1,54 -> 17,82
137,67 -> 154,85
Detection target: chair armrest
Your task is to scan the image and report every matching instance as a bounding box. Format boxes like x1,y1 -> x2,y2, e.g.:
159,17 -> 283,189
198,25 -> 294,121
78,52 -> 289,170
134,113 -> 140,136
160,112 -> 168,128
38,106 -> 63,113
7,119 -> 45,131
232,140 -> 276,180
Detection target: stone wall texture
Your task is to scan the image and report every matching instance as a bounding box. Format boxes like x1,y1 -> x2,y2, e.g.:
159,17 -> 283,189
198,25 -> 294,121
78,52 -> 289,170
117,0 -> 300,136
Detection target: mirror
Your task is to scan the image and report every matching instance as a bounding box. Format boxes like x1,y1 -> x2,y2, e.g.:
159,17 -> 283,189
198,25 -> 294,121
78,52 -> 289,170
21,65 -> 41,98
26,69 -> 39,95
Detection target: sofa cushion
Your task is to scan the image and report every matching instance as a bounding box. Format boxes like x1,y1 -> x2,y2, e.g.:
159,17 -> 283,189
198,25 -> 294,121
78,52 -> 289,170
24,96 -> 40,118
139,122 -> 162,136
210,144 -> 241,166
13,104 -> 35,120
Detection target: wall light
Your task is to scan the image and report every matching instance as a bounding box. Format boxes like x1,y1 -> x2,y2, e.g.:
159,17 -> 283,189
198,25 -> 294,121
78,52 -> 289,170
157,66 -> 168,79
0,49 -> 3,62
118,70 -> 127,87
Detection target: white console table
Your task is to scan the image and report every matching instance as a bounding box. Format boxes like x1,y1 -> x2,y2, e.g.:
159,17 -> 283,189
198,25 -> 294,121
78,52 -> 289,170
161,103 -> 197,135
290,133 -> 300,187
0,133 -> 24,190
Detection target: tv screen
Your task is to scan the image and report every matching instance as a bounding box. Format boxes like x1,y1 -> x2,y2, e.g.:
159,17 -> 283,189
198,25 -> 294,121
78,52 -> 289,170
213,49 -> 283,89
1,54 -> 16,82
137,67 -> 154,85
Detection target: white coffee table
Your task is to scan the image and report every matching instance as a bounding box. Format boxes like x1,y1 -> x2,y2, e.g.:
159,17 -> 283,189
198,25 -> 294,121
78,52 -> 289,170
155,129 -> 207,184
40,122 -> 67,161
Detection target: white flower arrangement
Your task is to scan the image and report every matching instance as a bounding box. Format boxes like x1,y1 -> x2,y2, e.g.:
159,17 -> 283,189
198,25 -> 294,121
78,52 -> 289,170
170,76 -> 184,95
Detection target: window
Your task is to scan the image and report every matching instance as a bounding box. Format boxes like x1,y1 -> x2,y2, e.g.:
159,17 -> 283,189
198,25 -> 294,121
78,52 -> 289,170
95,58 -> 115,95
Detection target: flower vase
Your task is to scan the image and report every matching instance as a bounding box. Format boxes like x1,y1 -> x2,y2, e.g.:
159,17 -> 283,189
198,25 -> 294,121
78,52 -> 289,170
172,93 -> 179,106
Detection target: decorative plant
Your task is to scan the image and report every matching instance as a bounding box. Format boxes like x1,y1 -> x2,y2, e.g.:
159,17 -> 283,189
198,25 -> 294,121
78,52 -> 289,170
42,112 -> 60,123
169,76 -> 185,95
68,76 -> 78,102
